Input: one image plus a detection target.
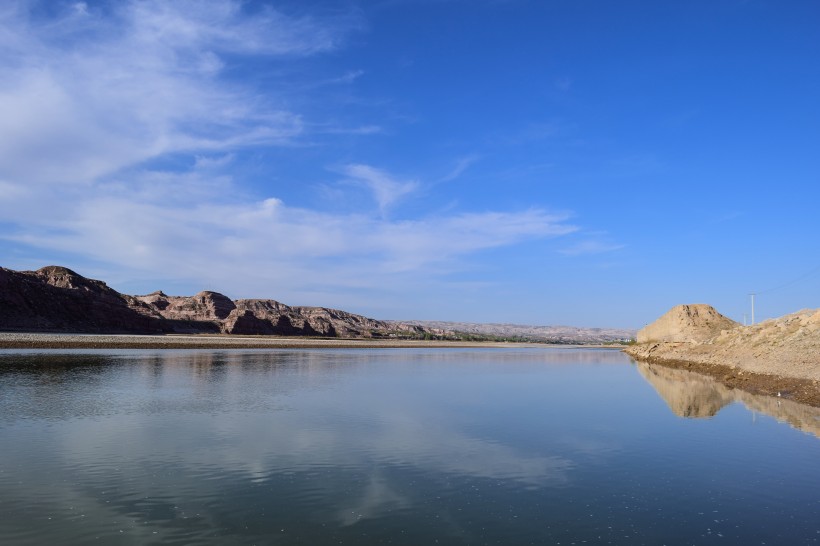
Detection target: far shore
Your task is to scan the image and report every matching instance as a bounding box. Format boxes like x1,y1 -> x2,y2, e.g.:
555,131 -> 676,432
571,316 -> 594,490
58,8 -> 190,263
3,331 -> 818,408
0,332 -> 623,351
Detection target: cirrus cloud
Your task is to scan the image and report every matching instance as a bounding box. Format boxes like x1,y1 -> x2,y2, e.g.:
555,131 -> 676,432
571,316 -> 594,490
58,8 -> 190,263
0,0 -> 580,314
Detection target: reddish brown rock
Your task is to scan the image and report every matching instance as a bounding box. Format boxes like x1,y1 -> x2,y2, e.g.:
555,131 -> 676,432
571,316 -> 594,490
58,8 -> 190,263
0,265 -> 407,338
0,266 -> 164,333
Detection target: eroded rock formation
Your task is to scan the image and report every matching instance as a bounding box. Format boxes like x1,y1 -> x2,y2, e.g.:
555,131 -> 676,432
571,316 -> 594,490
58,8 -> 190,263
0,266 -> 163,333
0,265 -> 426,338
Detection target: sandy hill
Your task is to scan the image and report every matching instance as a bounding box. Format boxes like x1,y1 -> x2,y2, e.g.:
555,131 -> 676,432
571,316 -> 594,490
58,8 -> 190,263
627,304 -> 820,383
636,304 -> 738,343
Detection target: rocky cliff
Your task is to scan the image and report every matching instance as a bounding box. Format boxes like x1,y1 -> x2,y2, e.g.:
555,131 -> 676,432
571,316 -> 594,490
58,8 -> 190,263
0,266 -> 164,333
0,265 -> 428,338
1,265 -> 634,343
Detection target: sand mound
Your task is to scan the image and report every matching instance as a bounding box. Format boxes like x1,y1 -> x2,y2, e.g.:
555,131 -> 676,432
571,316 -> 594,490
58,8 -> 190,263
636,304 -> 739,344
627,306 -> 820,388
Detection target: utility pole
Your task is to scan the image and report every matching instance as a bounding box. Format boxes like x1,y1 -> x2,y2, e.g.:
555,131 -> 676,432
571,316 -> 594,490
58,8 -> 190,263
749,293 -> 756,325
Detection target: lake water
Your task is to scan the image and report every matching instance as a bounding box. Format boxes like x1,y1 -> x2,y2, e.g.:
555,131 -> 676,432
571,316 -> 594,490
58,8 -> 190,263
0,348 -> 818,545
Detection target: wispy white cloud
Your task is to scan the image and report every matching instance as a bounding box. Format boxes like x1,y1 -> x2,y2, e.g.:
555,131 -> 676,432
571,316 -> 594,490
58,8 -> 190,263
123,0 -> 356,56
4,174 -> 574,287
0,0 -> 358,186
559,240 -> 624,256
440,154 -> 480,183
0,0 -> 579,310
339,164 -> 419,216
193,154 -> 236,171
315,124 -> 383,135
328,69 -> 366,85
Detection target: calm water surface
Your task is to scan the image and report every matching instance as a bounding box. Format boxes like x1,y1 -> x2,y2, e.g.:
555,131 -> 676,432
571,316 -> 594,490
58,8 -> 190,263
0,348 -> 818,545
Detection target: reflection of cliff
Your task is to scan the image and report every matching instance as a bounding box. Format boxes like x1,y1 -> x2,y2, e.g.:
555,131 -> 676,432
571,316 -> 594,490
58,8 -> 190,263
636,361 -> 820,438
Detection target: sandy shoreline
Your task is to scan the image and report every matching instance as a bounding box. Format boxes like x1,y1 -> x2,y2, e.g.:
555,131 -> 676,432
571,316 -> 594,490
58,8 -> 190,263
0,332 -> 580,350
624,306 -> 820,408
624,345 -> 820,408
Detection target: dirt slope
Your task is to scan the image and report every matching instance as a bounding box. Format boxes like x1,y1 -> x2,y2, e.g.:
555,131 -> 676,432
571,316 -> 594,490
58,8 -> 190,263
636,304 -> 739,343
626,305 -> 820,406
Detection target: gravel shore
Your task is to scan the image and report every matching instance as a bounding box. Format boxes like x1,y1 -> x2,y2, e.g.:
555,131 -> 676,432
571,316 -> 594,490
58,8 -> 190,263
624,349 -> 820,408
625,340 -> 820,408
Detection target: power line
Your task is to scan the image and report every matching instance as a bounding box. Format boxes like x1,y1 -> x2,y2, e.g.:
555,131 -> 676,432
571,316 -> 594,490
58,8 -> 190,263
757,263 -> 820,295
745,264 -> 820,325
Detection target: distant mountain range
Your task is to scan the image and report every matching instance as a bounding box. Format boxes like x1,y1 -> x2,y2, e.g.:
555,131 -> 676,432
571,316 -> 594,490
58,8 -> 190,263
386,320 -> 635,344
0,265 -> 635,343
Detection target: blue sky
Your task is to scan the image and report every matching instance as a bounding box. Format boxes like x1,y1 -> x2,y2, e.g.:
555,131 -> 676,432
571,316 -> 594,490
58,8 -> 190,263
1,0 -> 818,329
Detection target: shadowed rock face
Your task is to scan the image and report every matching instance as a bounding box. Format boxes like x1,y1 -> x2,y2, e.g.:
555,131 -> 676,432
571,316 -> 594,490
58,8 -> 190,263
0,265 -> 401,338
0,266 -> 164,333
637,304 -> 739,344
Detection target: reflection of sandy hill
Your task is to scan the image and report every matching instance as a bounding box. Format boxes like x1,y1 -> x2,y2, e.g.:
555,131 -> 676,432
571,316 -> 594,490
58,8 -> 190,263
733,389 -> 820,439
636,362 -> 733,417
636,361 -> 820,438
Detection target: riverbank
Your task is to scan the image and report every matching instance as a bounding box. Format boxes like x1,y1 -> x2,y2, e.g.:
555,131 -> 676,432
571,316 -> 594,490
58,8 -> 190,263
625,306 -> 820,407
0,332 -> 587,350
624,346 -> 820,407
